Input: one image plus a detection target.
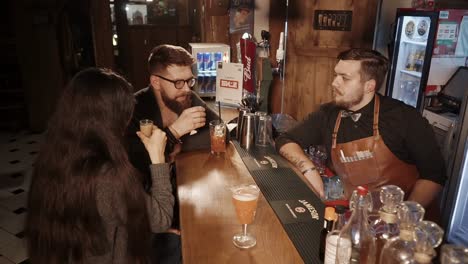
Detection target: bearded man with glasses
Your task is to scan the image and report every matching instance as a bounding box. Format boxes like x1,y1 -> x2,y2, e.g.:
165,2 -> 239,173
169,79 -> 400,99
126,44 -> 220,264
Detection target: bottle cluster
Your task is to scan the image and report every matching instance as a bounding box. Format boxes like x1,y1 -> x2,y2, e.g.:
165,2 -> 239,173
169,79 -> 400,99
318,185 -> 464,264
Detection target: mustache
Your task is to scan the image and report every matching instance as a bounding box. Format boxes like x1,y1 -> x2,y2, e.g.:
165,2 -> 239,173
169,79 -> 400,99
176,91 -> 193,98
333,89 -> 343,96
176,93 -> 192,99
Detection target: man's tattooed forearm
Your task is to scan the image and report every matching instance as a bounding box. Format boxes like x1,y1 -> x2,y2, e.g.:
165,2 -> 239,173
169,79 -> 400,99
279,149 -> 308,170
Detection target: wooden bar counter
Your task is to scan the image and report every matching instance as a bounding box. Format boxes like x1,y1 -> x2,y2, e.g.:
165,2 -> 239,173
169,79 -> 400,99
176,142 -> 304,264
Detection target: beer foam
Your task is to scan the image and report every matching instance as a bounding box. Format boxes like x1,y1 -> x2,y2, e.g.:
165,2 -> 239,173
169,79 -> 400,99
233,192 -> 258,201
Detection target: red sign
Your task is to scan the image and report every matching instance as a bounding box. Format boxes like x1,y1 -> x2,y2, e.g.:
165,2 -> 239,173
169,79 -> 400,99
220,79 -> 239,89
240,38 -> 256,93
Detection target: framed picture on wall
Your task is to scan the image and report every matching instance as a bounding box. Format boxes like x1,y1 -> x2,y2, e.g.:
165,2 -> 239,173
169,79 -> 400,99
146,0 -> 178,25
229,0 -> 254,34
125,4 -> 147,25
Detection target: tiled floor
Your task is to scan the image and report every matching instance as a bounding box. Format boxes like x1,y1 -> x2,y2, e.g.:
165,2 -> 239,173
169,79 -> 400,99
0,130 -> 44,264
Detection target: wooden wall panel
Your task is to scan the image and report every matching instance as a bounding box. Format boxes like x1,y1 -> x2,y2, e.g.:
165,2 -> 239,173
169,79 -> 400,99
13,0 -> 66,131
90,0 -> 114,68
205,15 -> 230,43
436,0 -> 468,9
275,0 -> 378,121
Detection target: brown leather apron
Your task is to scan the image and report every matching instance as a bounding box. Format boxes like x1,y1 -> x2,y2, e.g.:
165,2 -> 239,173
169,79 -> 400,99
330,96 -> 419,201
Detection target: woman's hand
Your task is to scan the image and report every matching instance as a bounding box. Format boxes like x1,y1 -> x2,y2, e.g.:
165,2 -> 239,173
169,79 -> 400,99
136,125 -> 167,164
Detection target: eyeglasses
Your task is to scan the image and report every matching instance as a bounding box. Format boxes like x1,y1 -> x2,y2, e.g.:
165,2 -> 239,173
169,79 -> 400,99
153,74 -> 196,89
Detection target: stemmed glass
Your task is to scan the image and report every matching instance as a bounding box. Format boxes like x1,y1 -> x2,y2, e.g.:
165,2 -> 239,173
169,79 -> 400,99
230,184 -> 260,249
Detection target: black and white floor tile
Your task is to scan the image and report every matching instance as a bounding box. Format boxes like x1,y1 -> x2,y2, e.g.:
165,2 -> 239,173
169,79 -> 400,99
0,130 -> 44,264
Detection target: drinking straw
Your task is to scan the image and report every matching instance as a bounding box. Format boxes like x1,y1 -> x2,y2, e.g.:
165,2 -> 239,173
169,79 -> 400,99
218,101 -> 222,122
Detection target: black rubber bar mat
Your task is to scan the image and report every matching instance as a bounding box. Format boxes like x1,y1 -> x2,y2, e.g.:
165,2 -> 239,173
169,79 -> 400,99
232,140 -> 325,264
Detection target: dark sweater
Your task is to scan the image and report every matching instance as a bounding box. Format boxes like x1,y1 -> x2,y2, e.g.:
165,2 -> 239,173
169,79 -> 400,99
83,164 -> 174,263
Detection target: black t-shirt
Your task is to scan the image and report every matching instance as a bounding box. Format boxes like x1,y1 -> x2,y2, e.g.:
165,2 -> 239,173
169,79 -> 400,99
275,94 -> 446,186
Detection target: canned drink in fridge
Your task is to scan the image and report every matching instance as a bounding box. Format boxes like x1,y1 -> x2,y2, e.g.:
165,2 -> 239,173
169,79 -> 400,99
206,72 -> 215,93
197,73 -> 205,94
203,52 -> 212,72
214,52 -> 222,70
196,52 -> 204,72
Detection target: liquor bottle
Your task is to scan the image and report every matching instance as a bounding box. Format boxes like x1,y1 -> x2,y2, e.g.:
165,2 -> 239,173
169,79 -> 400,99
370,185 -> 404,264
320,207 -> 336,261
406,50 -> 416,71
411,221 -> 444,264
440,244 -> 468,264
336,186 -> 376,264
414,51 -> 424,72
324,205 -> 347,264
379,201 -> 425,264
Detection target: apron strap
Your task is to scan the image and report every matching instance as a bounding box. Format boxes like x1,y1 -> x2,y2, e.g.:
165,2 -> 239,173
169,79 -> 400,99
373,95 -> 380,137
332,111 -> 343,148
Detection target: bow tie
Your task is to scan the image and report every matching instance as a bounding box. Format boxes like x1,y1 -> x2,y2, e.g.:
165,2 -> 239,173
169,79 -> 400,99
341,111 -> 362,122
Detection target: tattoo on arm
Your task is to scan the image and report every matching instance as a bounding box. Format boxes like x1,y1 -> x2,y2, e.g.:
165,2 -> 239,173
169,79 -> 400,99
279,149 -> 309,171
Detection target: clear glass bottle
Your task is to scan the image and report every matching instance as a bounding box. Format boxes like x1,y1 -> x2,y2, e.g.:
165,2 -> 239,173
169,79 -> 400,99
324,205 -> 347,264
320,207 -> 336,260
440,244 -> 468,264
336,186 -> 376,264
370,185 -> 405,264
411,220 -> 444,264
379,201 -> 425,264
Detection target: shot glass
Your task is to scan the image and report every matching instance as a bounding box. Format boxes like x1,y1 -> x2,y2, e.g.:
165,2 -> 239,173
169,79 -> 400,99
139,119 -> 153,137
209,120 -> 227,154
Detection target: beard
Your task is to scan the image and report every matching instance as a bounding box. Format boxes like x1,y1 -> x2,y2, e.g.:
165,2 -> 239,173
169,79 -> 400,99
161,89 -> 193,115
333,88 -> 364,109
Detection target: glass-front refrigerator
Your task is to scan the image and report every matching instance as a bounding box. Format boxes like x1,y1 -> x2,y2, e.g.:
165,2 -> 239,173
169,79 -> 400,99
386,9 -> 438,110
189,43 -> 230,98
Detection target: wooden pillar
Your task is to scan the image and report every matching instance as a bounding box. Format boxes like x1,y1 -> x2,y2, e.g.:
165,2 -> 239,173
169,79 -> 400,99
13,0 -> 66,132
90,0 -> 115,69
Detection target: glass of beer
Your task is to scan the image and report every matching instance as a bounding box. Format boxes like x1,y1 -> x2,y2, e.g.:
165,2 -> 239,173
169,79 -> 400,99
209,120 -> 227,154
139,119 -> 153,137
230,184 -> 260,249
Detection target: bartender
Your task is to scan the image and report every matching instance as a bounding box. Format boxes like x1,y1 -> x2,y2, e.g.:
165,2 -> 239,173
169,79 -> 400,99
276,48 -> 445,209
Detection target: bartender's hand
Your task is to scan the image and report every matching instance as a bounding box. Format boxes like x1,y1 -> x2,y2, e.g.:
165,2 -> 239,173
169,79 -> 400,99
303,169 -> 325,199
170,106 -> 206,137
136,125 -> 167,164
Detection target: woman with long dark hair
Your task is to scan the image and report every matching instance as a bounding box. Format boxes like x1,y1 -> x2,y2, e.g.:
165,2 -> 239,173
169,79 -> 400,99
26,68 -> 174,263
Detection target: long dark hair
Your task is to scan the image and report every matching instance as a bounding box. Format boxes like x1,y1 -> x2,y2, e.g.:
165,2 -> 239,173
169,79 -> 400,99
26,68 -> 151,263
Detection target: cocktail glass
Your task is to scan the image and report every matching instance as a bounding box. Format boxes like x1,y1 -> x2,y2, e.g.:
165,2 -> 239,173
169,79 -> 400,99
231,184 -> 260,249
209,120 -> 226,154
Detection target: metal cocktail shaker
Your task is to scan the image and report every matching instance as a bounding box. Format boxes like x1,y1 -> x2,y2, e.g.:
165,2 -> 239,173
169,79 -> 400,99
237,108 -> 250,140
240,113 -> 255,149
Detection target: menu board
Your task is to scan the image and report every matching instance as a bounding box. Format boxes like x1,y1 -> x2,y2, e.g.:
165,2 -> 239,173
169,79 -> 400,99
216,62 -> 243,106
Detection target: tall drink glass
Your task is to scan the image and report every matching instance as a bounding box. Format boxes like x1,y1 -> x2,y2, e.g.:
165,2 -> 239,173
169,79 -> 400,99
231,184 -> 260,249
